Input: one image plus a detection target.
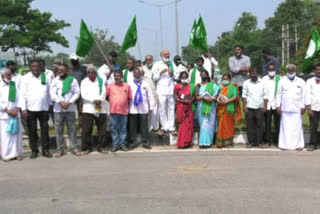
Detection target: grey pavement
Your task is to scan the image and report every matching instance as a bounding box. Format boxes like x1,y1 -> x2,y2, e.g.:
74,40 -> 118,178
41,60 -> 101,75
0,150 -> 320,214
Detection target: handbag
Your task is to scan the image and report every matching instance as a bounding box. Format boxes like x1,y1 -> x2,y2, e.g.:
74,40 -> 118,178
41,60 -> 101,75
7,117 -> 19,135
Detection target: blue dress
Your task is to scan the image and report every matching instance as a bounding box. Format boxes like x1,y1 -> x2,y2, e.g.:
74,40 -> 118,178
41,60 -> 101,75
197,83 -> 220,146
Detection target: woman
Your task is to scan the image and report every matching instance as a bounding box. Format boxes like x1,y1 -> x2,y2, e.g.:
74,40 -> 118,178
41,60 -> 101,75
0,68 -> 23,162
174,71 -> 195,148
216,74 -> 242,148
195,70 -> 220,148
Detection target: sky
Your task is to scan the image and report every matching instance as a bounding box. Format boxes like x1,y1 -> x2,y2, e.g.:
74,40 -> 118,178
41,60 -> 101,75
31,0 -> 284,61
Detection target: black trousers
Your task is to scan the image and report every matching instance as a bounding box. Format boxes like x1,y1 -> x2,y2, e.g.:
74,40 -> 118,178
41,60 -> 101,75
264,109 -> 280,145
246,108 -> 264,146
81,113 -> 107,151
309,111 -> 320,146
128,114 -> 149,147
27,110 -> 49,153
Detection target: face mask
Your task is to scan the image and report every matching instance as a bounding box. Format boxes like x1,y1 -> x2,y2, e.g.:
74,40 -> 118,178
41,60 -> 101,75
201,77 -> 209,82
162,57 -> 169,63
181,79 -> 189,84
287,72 -> 296,80
147,63 -> 153,68
250,76 -> 258,82
222,80 -> 230,86
268,71 -> 275,77
89,76 -> 96,82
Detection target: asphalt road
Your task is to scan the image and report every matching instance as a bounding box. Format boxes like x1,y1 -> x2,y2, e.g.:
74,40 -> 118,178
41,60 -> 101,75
0,150 -> 319,214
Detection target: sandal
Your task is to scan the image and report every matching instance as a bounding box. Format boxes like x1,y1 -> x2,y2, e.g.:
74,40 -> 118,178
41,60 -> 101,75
170,130 -> 177,136
55,152 -> 63,158
158,130 -> 164,136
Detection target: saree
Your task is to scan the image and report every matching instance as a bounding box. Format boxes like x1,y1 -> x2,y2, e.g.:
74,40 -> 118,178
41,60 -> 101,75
216,83 -> 242,147
174,84 -> 194,148
197,83 -> 220,146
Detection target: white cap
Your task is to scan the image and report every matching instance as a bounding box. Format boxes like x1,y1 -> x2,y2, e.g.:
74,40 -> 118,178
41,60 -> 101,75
70,53 -> 79,60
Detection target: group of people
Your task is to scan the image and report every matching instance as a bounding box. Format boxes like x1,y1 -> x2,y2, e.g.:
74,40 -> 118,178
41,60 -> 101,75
0,45 -> 319,162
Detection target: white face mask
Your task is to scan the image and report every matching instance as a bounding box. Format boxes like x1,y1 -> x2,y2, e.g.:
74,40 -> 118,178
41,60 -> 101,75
287,72 -> 296,80
162,57 -> 169,63
181,79 -> 189,84
268,71 -> 275,77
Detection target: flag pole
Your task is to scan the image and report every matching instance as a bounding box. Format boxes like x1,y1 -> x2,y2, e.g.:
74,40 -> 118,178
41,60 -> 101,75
137,39 -> 142,61
94,40 -> 112,67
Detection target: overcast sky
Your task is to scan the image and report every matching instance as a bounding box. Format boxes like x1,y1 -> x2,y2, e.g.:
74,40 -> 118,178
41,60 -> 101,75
31,0 -> 284,60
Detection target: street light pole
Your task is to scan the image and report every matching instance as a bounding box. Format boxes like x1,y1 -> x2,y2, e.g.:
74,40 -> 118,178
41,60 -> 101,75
175,0 -> 179,55
159,7 -> 164,50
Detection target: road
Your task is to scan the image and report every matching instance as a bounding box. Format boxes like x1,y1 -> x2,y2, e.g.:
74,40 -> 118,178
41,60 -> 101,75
0,149 -> 319,214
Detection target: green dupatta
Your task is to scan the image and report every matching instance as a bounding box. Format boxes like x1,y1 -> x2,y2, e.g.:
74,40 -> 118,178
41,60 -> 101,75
201,82 -> 214,115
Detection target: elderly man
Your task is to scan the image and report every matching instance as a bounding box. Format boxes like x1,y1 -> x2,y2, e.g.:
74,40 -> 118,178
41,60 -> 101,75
53,58 -> 62,76
106,70 -> 132,152
142,54 -> 159,132
19,60 -> 52,159
262,64 -> 282,146
276,64 -> 305,151
228,45 -> 251,96
80,66 -> 108,155
128,69 -> 154,150
50,64 -> 81,157
153,49 -> 176,136
305,64 -> 320,151
0,68 -> 23,162
242,68 -> 268,148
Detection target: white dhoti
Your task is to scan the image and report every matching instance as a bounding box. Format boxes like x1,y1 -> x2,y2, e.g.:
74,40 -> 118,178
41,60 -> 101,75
158,94 -> 175,131
279,112 -> 304,150
0,118 -> 23,160
148,102 -> 159,132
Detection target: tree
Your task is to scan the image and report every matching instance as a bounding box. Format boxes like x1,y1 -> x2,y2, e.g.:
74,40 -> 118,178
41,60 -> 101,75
84,28 -> 133,69
0,0 -> 70,53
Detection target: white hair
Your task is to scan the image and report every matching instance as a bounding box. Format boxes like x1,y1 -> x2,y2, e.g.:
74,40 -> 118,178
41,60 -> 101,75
86,65 -> 96,73
286,64 -> 296,71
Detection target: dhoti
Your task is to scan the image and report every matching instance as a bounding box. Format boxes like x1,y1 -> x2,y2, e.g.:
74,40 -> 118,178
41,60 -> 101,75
148,102 -> 159,132
279,112 -> 304,150
0,118 -> 23,160
158,94 -> 175,131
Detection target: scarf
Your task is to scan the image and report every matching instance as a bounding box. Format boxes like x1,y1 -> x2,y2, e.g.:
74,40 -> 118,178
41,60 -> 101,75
189,83 -> 196,112
97,76 -> 103,95
61,75 -> 74,97
226,83 -> 235,114
40,71 -> 46,84
133,79 -> 143,106
8,81 -> 16,102
168,61 -> 175,73
124,69 -> 129,83
191,67 -> 197,85
201,82 -> 214,116
274,74 -> 280,97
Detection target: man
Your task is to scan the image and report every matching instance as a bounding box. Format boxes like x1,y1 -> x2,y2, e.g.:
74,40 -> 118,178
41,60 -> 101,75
109,51 -> 121,71
262,48 -> 280,77
243,68 -> 268,148
6,61 -> 22,88
106,70 -> 132,152
69,53 -> 87,128
0,68 -> 23,162
39,59 -> 55,84
123,58 -> 135,84
305,64 -> 320,151
19,60 -> 52,159
80,66 -> 108,155
173,55 -> 187,81
276,64 -> 305,151
187,63 -> 194,73
228,45 -> 251,96
142,54 -> 159,132
53,58 -> 62,76
201,52 -> 219,78
136,60 -> 142,69
128,69 -> 154,150
189,57 -> 207,86
152,49 -> 176,136
262,64 -> 281,146
50,64 -> 81,157
97,55 -> 114,86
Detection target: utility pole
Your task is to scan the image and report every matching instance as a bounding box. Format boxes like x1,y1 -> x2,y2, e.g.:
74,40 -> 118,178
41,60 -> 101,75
175,0 -> 179,55
281,25 -> 285,66
294,25 -> 298,52
286,24 -> 290,64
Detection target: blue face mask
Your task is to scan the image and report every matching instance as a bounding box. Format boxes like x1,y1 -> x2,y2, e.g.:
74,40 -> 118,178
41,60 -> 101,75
287,72 -> 296,80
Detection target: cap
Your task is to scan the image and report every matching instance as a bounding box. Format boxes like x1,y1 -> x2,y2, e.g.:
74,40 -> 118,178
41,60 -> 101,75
70,53 -> 79,60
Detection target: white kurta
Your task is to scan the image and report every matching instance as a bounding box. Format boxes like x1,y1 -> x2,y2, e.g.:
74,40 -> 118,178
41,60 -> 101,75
0,81 -> 23,160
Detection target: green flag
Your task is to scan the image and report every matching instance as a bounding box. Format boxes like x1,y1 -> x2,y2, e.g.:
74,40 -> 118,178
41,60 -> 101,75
76,19 -> 95,57
189,20 -> 197,48
120,16 -> 138,53
303,28 -> 320,70
194,16 -> 208,52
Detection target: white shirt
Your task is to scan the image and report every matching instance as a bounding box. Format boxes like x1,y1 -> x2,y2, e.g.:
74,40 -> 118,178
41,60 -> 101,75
13,73 -> 22,89
50,76 -> 80,113
97,64 -> 110,85
80,77 -> 107,114
242,78 -> 266,109
305,77 -> 320,111
44,68 -> 55,84
173,63 -> 187,81
129,80 -> 154,114
189,68 -> 202,85
262,75 -> 282,110
19,72 -> 52,111
202,55 -> 218,77
142,65 -> 157,100
0,81 -> 20,119
152,60 -> 175,95
276,76 -> 305,113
